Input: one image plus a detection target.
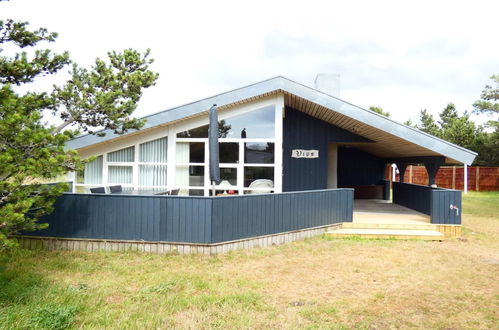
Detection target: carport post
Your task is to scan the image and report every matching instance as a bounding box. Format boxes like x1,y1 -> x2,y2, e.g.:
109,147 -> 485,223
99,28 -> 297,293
464,163 -> 468,194
396,163 -> 407,183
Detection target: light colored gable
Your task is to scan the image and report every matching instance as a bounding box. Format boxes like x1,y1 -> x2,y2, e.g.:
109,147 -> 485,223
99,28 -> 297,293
67,76 -> 477,165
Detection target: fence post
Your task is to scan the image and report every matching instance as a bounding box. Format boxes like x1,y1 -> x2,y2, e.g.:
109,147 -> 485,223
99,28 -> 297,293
476,166 -> 480,192
452,166 -> 456,190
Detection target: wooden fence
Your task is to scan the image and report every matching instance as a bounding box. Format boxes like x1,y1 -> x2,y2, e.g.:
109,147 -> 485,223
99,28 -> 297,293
389,166 -> 499,191
393,182 -> 461,224
25,189 -> 354,244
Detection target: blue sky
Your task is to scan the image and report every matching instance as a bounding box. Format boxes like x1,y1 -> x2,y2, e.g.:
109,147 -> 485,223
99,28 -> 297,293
3,0 -> 498,124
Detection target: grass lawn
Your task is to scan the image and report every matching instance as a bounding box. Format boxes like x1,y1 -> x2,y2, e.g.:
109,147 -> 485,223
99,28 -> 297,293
1,192 -> 498,329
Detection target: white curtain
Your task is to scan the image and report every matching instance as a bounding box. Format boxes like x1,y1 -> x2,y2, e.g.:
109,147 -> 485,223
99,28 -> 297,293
84,155 -> 103,184
139,165 -> 167,186
108,146 -> 135,162
108,166 -> 133,184
140,137 -> 167,162
176,142 -> 189,163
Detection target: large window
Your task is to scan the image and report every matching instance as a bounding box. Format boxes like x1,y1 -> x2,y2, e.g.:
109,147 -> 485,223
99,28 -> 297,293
175,105 -> 275,196
75,136 -> 168,193
177,105 -> 275,139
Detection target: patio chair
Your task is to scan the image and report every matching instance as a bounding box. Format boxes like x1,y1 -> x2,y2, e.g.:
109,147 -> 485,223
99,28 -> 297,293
248,179 -> 274,194
108,185 -> 123,193
170,188 -> 180,196
90,187 -> 106,194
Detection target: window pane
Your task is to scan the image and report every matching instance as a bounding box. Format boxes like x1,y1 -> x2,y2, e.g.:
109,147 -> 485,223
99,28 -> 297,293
219,168 -> 237,186
188,189 -> 204,196
176,142 -> 204,163
108,146 -> 135,162
245,142 -> 274,164
177,125 -> 208,138
244,167 -> 274,188
176,165 -> 204,187
139,165 -> 167,186
220,143 -> 238,163
78,155 -> 103,184
139,137 -> 167,162
108,166 -> 133,184
224,105 -> 275,138
176,105 -> 275,139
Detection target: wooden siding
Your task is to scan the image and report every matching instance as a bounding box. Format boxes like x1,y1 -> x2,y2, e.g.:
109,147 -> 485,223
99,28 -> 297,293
26,189 -> 354,244
392,182 -> 462,224
32,195 -> 213,243
283,107 -> 370,192
284,92 -> 455,161
393,182 -> 432,215
211,189 -> 353,243
337,147 -> 386,186
431,190 -> 461,225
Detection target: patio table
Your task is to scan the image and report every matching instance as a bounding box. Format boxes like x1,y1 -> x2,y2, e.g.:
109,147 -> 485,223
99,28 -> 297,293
111,189 -> 169,196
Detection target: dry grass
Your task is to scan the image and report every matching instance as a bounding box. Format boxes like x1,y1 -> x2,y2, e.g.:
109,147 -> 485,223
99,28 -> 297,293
1,192 -> 498,329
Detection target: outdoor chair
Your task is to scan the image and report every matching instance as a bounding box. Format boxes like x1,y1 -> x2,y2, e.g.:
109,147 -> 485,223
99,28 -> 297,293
170,188 -> 180,196
108,185 -> 123,193
248,179 -> 274,194
90,187 -> 106,194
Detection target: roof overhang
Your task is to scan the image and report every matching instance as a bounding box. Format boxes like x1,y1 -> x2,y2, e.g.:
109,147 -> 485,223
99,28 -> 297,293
66,76 -> 477,165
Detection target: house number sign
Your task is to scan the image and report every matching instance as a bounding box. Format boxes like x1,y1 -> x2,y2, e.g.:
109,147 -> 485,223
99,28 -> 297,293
291,149 -> 319,158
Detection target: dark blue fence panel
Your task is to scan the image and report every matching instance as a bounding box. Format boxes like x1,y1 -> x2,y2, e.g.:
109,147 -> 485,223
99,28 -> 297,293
27,189 -> 353,244
430,189 -> 462,224
29,194 -> 213,243
392,182 -> 431,215
210,189 -> 354,243
393,182 -> 462,224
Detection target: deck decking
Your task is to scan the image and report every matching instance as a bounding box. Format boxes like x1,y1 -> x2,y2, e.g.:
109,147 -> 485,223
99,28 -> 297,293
326,199 -> 459,240
353,199 -> 430,225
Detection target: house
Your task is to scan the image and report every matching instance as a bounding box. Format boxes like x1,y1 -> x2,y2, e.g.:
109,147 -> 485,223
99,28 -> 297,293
20,76 -> 473,252
66,76 -> 477,197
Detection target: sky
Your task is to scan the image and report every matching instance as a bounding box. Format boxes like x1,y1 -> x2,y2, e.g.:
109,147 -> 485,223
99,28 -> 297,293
2,0 -> 498,124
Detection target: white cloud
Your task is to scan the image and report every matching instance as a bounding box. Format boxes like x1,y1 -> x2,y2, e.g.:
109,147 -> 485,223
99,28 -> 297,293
2,0 -> 498,125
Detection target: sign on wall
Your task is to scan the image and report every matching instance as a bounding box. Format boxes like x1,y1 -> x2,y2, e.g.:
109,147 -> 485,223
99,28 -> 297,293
291,149 -> 319,158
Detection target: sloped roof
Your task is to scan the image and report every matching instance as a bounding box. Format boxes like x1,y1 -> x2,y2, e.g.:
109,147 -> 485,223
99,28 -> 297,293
66,76 -> 477,165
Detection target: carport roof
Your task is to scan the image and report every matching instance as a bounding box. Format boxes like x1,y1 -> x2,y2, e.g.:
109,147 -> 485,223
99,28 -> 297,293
66,76 -> 477,165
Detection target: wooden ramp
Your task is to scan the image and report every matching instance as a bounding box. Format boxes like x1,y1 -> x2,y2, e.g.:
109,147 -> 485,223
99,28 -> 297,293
326,200 -> 446,240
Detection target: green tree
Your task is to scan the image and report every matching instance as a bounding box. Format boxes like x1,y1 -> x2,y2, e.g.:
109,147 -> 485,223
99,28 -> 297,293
369,106 -> 390,117
440,111 -> 481,151
472,74 -> 499,165
403,119 -> 415,127
0,19 -> 158,249
417,109 -> 441,137
473,75 -> 499,116
438,103 -> 458,130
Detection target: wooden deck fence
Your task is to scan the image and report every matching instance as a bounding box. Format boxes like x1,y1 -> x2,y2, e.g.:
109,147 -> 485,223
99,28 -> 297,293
389,166 -> 499,191
24,189 -> 354,244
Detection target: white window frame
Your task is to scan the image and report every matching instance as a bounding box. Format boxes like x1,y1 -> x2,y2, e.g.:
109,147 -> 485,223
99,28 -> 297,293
171,94 -> 284,196
75,135 -> 170,192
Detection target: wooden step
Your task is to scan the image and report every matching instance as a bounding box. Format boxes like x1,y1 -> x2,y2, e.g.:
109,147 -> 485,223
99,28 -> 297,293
342,222 -> 436,230
325,228 -> 445,241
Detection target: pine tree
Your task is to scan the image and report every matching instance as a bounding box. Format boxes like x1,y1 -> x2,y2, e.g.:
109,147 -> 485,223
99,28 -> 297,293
417,109 -> 441,137
0,19 -> 158,249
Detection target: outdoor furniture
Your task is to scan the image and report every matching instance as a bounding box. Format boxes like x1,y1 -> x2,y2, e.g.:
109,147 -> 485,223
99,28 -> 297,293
108,185 -> 123,193
248,179 -> 274,194
169,188 -> 180,196
110,189 -> 168,195
90,187 -> 106,194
